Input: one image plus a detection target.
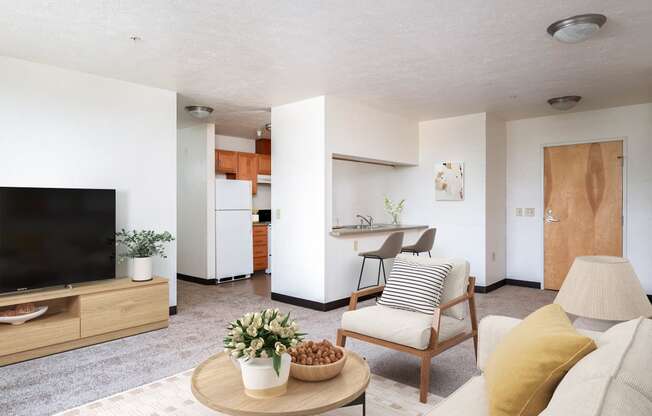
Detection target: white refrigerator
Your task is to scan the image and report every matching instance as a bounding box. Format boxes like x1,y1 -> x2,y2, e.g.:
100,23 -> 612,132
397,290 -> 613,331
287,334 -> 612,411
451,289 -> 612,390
215,179 -> 253,281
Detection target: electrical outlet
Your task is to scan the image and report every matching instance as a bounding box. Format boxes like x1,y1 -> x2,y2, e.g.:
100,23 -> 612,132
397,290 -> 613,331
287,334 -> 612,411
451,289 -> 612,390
492,252 -> 496,261
353,240 -> 358,251
525,208 -> 535,217
516,208 -> 523,216
275,209 -> 281,220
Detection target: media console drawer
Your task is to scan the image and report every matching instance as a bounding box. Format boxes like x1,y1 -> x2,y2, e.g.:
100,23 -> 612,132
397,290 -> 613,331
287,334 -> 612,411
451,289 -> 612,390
0,314 -> 80,356
80,283 -> 168,338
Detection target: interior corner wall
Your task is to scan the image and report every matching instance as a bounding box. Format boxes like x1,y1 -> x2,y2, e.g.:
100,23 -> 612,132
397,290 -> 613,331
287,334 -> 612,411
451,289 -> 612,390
393,113 -> 488,286
506,103 -> 652,294
177,124 -> 216,280
485,114 -> 507,286
0,56 -> 178,306
271,96 -> 327,303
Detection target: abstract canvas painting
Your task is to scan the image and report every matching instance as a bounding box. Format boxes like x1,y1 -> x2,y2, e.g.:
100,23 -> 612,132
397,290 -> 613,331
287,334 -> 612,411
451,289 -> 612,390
435,161 -> 464,201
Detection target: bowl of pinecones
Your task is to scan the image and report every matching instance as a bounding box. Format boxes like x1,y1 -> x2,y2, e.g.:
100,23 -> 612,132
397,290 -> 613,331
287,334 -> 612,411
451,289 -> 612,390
288,339 -> 347,381
0,303 -> 48,325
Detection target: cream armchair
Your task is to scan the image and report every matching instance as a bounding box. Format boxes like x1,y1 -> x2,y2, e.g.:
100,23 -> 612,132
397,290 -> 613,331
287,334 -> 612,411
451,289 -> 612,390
336,256 -> 478,403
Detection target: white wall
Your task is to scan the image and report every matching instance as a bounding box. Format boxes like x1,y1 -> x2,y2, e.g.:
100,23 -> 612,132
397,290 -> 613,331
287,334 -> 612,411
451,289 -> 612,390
178,124 -> 216,280
395,113 -> 488,285
322,97 -> 420,302
326,96 -> 419,166
327,158 -> 421,302
215,134 -> 255,153
253,184 -> 271,211
506,103 -> 652,294
331,159 -> 396,226
485,114 -> 507,286
271,97 -> 327,302
0,56 -> 178,306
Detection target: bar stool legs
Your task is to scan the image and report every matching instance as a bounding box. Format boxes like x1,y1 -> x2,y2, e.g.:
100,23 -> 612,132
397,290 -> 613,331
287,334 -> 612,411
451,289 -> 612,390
356,231 -> 405,290
357,256 -> 387,290
356,257 -> 366,290
377,259 -> 386,286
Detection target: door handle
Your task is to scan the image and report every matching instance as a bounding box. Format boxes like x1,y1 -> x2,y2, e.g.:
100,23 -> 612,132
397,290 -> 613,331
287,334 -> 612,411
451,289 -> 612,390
544,209 -> 560,223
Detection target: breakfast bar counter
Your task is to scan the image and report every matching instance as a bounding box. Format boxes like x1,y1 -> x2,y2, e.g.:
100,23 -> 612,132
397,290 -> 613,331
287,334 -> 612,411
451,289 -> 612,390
329,224 -> 427,237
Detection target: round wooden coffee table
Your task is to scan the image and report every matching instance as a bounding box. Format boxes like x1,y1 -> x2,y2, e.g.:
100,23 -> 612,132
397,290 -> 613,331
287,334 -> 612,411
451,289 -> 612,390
191,350 -> 370,416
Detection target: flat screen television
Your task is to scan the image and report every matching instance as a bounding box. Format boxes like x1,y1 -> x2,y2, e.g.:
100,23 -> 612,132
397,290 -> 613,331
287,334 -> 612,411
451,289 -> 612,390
0,187 -> 116,293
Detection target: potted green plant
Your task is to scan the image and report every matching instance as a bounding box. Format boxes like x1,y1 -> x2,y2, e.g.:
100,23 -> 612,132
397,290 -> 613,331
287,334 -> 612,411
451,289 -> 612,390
115,229 -> 175,282
384,196 -> 406,225
224,309 -> 305,398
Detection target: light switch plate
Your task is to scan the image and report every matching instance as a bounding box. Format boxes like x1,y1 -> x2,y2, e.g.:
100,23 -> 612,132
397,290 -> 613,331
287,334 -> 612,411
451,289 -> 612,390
275,209 -> 281,220
353,240 -> 358,251
516,208 -> 523,216
525,208 -> 535,217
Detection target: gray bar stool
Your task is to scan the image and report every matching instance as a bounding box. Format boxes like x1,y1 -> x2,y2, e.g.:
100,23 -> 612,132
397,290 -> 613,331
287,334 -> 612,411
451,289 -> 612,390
356,231 -> 404,290
401,227 -> 436,257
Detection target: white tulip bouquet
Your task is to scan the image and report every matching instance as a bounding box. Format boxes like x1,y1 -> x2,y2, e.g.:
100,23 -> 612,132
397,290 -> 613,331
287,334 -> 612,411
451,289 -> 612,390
224,309 -> 305,375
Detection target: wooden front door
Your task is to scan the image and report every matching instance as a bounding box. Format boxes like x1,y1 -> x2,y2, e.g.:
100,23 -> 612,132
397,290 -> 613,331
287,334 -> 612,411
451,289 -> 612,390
543,140 -> 623,290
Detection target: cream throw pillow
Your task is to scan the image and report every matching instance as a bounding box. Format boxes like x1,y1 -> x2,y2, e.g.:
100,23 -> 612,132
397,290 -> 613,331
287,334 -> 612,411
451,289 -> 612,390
484,304 -> 597,416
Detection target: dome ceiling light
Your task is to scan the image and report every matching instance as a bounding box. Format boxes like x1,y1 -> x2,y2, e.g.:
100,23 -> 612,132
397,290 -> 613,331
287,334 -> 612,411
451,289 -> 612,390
548,96 -> 582,111
185,105 -> 214,119
547,14 -> 607,43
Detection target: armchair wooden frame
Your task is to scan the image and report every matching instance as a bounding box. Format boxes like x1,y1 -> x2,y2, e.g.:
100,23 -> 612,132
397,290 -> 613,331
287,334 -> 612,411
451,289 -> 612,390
336,276 -> 478,403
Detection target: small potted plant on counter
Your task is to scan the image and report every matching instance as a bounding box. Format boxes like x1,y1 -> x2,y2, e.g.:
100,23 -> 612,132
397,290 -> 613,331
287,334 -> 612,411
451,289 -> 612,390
115,229 -> 175,282
224,309 -> 305,398
384,196 -> 406,225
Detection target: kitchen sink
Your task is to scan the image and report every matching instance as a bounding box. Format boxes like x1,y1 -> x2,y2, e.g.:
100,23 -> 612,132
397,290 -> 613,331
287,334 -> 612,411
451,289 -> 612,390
332,223 -> 393,230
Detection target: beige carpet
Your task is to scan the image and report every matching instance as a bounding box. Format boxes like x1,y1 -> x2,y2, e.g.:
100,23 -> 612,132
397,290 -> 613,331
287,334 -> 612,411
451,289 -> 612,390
55,369 -> 442,416
1,277 -> 555,416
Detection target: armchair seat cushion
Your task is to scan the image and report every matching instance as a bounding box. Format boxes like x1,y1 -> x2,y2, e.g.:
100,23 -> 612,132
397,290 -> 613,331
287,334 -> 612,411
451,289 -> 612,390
341,305 -> 468,350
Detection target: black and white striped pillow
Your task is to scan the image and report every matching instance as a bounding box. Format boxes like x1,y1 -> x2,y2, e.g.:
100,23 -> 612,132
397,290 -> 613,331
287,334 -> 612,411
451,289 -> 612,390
377,258 -> 452,315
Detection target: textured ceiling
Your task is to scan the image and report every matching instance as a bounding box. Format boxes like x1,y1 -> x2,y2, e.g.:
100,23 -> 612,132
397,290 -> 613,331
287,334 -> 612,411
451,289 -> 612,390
1,1 -> 651,138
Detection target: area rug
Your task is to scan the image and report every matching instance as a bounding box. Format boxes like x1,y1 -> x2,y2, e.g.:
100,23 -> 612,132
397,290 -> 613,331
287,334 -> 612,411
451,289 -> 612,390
55,369 -> 442,416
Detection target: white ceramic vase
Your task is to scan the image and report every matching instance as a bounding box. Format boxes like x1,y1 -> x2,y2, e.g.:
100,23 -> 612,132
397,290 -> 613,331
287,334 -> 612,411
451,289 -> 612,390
238,354 -> 291,399
132,257 -> 153,282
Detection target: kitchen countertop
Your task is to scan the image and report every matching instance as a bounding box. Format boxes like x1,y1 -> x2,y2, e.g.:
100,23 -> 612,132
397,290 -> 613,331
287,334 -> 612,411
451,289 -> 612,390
253,222 -> 271,226
329,224 -> 427,236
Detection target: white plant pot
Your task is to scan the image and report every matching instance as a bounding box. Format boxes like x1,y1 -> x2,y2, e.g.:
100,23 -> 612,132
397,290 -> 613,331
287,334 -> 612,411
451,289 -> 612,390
132,257 -> 153,282
238,354 -> 291,399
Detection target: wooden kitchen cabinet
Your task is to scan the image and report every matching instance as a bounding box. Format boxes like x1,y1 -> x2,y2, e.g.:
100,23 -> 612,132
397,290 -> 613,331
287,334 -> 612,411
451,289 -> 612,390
257,154 -> 271,175
236,152 -> 258,194
215,150 -> 237,174
215,148 -> 268,195
252,224 -> 268,271
255,139 -> 271,155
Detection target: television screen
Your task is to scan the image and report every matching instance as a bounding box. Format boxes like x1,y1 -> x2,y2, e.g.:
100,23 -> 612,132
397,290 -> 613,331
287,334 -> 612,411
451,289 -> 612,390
0,187 -> 116,293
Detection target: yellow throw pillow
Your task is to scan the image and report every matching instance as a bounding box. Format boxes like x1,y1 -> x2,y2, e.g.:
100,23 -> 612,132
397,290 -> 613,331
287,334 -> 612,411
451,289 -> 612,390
484,304 -> 597,416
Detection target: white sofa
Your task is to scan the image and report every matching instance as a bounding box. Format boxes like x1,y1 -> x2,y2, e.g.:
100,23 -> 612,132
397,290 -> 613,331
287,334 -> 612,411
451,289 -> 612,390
427,315 -> 652,416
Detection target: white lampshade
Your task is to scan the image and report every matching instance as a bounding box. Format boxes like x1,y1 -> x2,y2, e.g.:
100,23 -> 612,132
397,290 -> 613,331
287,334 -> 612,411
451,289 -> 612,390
555,256 -> 652,321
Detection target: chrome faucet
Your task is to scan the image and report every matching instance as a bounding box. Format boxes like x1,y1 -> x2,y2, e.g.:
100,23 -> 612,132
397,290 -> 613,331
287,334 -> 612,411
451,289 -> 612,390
356,214 -> 374,227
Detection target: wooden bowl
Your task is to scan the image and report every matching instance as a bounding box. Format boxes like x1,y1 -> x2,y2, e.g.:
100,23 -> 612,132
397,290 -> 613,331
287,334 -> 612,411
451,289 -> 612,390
290,346 -> 347,382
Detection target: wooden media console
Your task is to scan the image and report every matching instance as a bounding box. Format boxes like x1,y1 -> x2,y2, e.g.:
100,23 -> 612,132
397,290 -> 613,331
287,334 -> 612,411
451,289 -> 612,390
0,277 -> 169,366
